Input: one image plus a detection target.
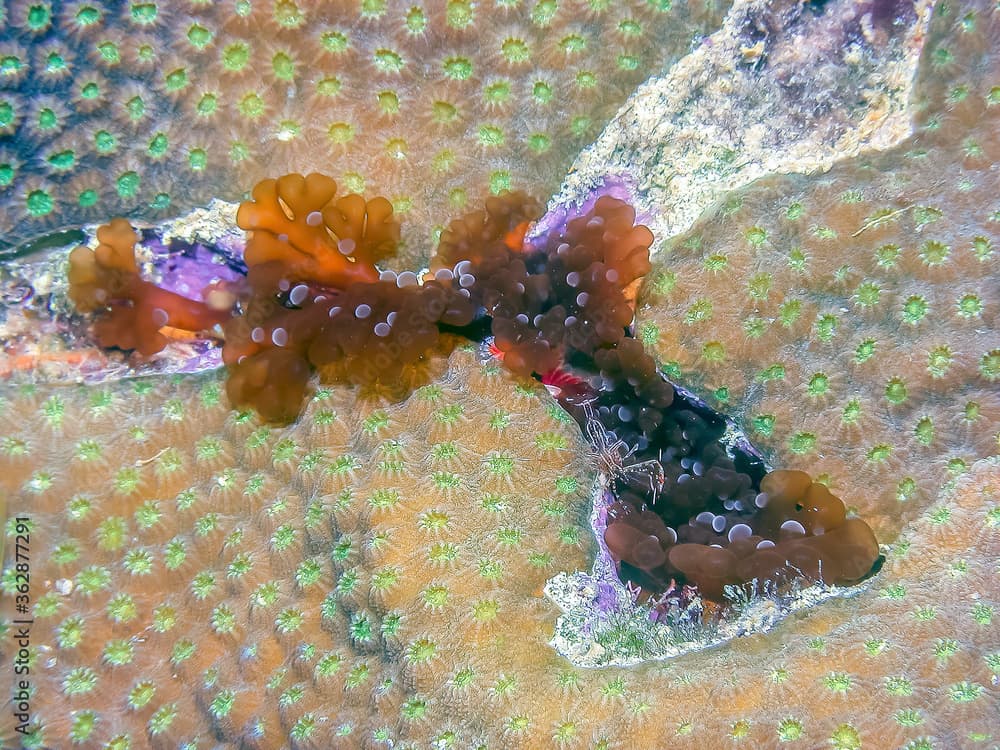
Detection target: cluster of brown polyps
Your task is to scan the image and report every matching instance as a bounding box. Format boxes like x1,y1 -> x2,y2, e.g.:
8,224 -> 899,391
67,218 -> 234,356
68,172 -> 881,606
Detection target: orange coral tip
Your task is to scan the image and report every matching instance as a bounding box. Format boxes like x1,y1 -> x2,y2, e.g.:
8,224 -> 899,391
503,220 -> 532,252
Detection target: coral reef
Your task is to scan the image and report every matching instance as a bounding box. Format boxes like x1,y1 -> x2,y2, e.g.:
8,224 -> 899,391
428,187 -> 880,601
1,350 -> 997,749
635,0 -> 1000,545
236,173 -> 399,288
0,0 -> 998,747
68,170 -> 882,605
222,172 -> 476,422
556,0 -> 934,243
67,217 -> 233,355
0,345 -> 597,749
1,207 -> 248,383
0,0 -> 727,263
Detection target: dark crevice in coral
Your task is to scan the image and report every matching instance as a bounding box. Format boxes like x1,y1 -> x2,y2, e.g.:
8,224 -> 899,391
540,348 -> 880,606
68,173 -> 882,611
436,316 -> 494,343
0,227 -> 87,261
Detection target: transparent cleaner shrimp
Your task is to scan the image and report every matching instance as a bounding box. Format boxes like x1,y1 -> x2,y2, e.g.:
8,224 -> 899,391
582,404 -> 665,501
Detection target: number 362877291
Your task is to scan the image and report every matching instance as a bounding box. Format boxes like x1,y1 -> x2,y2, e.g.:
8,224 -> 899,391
13,518 -> 30,601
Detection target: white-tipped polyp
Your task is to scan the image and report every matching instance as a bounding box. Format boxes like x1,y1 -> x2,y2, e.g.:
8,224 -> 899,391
151,307 -> 169,327
289,284 -> 309,306
780,519 -> 806,535
727,523 -> 752,543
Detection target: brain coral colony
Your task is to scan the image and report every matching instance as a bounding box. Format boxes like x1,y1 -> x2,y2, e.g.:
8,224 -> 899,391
69,171 -> 882,634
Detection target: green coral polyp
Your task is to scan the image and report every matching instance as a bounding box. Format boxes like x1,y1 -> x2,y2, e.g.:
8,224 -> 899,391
919,239 -> 950,265
63,667 -> 98,695
130,2 -> 157,24
776,718 -> 804,741
46,149 -> 77,172
806,372 -> 830,396
374,49 -> 404,73
914,417 -> 935,446
884,377 -> 908,405
788,432 -> 817,454
25,189 -> 53,217
957,293 -> 983,317
187,24 -> 213,50
163,68 -> 188,91
532,80 -> 554,104
980,350 -> 1000,381
501,38 -> 530,64
901,295 -> 929,324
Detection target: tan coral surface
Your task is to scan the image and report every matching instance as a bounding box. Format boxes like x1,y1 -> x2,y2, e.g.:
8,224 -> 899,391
636,0 -> 1000,542
0,344 -> 596,748
0,0 -> 726,263
1,1 -> 999,748
1,344 -> 999,749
